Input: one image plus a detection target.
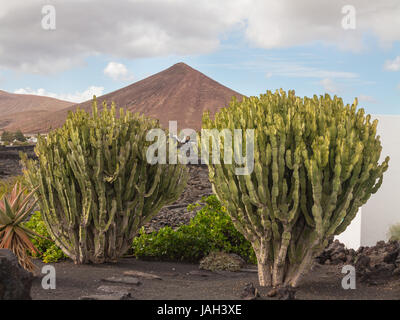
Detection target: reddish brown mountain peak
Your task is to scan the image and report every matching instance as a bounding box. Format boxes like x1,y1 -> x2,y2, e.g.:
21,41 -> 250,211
171,62 -> 190,68
163,62 -> 198,75
3,63 -> 244,133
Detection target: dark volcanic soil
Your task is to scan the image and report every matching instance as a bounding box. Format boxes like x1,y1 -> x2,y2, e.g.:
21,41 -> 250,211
0,158 -> 22,179
0,146 -> 36,179
144,165 -> 212,232
31,258 -> 400,300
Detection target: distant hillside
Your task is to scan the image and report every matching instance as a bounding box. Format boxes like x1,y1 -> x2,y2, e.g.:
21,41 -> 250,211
0,90 -> 73,133
13,63 -> 244,133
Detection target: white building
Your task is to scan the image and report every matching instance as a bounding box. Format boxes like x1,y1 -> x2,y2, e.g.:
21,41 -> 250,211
337,115 -> 400,249
27,136 -> 38,144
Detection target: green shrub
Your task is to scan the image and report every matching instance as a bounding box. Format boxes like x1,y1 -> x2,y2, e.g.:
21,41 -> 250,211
131,195 -> 256,263
24,211 -> 67,263
389,223 -> 400,241
1,131 -> 14,143
1,130 -> 26,143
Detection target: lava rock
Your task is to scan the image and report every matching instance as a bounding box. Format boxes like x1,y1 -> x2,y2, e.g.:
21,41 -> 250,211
102,276 -> 141,286
187,270 -> 212,277
266,288 -> 277,297
276,286 -> 296,300
355,254 -> 371,270
123,270 -> 162,280
352,240 -> 400,283
0,249 -> 33,300
97,285 -> 134,296
240,283 -> 260,300
143,165 -> 213,233
316,240 -> 355,265
392,267 -> 400,276
383,249 -> 399,264
80,294 -> 131,300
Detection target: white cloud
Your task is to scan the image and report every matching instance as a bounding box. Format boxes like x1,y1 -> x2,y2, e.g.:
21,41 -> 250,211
0,1 -> 399,73
277,65 -> 357,79
244,0 -> 400,52
384,56 -> 400,71
320,78 -> 340,93
0,0 -> 246,73
14,86 -> 105,103
104,62 -> 134,81
358,94 -> 377,103
243,58 -> 358,80
265,72 -> 273,79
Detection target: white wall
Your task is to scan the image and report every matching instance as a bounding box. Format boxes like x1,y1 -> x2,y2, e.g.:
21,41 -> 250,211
360,115 -> 400,246
334,115 -> 400,249
336,209 -> 362,249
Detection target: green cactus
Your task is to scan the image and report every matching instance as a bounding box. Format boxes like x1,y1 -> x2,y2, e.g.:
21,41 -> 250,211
22,98 -> 188,264
202,90 -> 389,287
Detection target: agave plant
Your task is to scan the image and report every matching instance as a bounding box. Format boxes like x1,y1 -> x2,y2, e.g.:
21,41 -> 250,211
0,182 -> 40,272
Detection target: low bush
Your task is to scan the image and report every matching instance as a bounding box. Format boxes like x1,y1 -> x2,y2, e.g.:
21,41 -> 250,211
18,195 -> 256,265
199,251 -> 245,271
24,211 -> 67,263
389,223 -> 400,241
131,195 -> 256,263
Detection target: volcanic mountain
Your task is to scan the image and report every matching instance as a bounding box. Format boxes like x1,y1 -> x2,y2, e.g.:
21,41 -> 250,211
9,63 -> 244,133
0,90 -> 73,133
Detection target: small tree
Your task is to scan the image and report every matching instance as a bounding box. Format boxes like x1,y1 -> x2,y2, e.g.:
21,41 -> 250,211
1,131 -> 13,143
202,90 -> 389,288
14,130 -> 26,142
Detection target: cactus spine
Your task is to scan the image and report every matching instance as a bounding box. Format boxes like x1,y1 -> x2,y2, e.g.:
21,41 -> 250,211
202,90 -> 389,287
22,98 -> 188,264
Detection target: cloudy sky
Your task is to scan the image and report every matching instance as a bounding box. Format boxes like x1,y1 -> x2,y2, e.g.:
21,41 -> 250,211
0,0 -> 399,114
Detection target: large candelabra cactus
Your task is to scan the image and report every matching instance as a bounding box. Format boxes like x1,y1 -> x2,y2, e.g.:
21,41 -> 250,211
202,90 -> 389,287
22,99 -> 187,264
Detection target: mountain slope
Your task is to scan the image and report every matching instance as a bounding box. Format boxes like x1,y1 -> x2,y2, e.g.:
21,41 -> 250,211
0,90 -> 73,132
17,63 -> 244,133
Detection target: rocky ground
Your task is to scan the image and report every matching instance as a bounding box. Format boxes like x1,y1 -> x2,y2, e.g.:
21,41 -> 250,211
30,258 -> 400,300
0,146 -> 36,179
316,239 -> 400,286
144,165 -> 212,232
0,158 -> 22,180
